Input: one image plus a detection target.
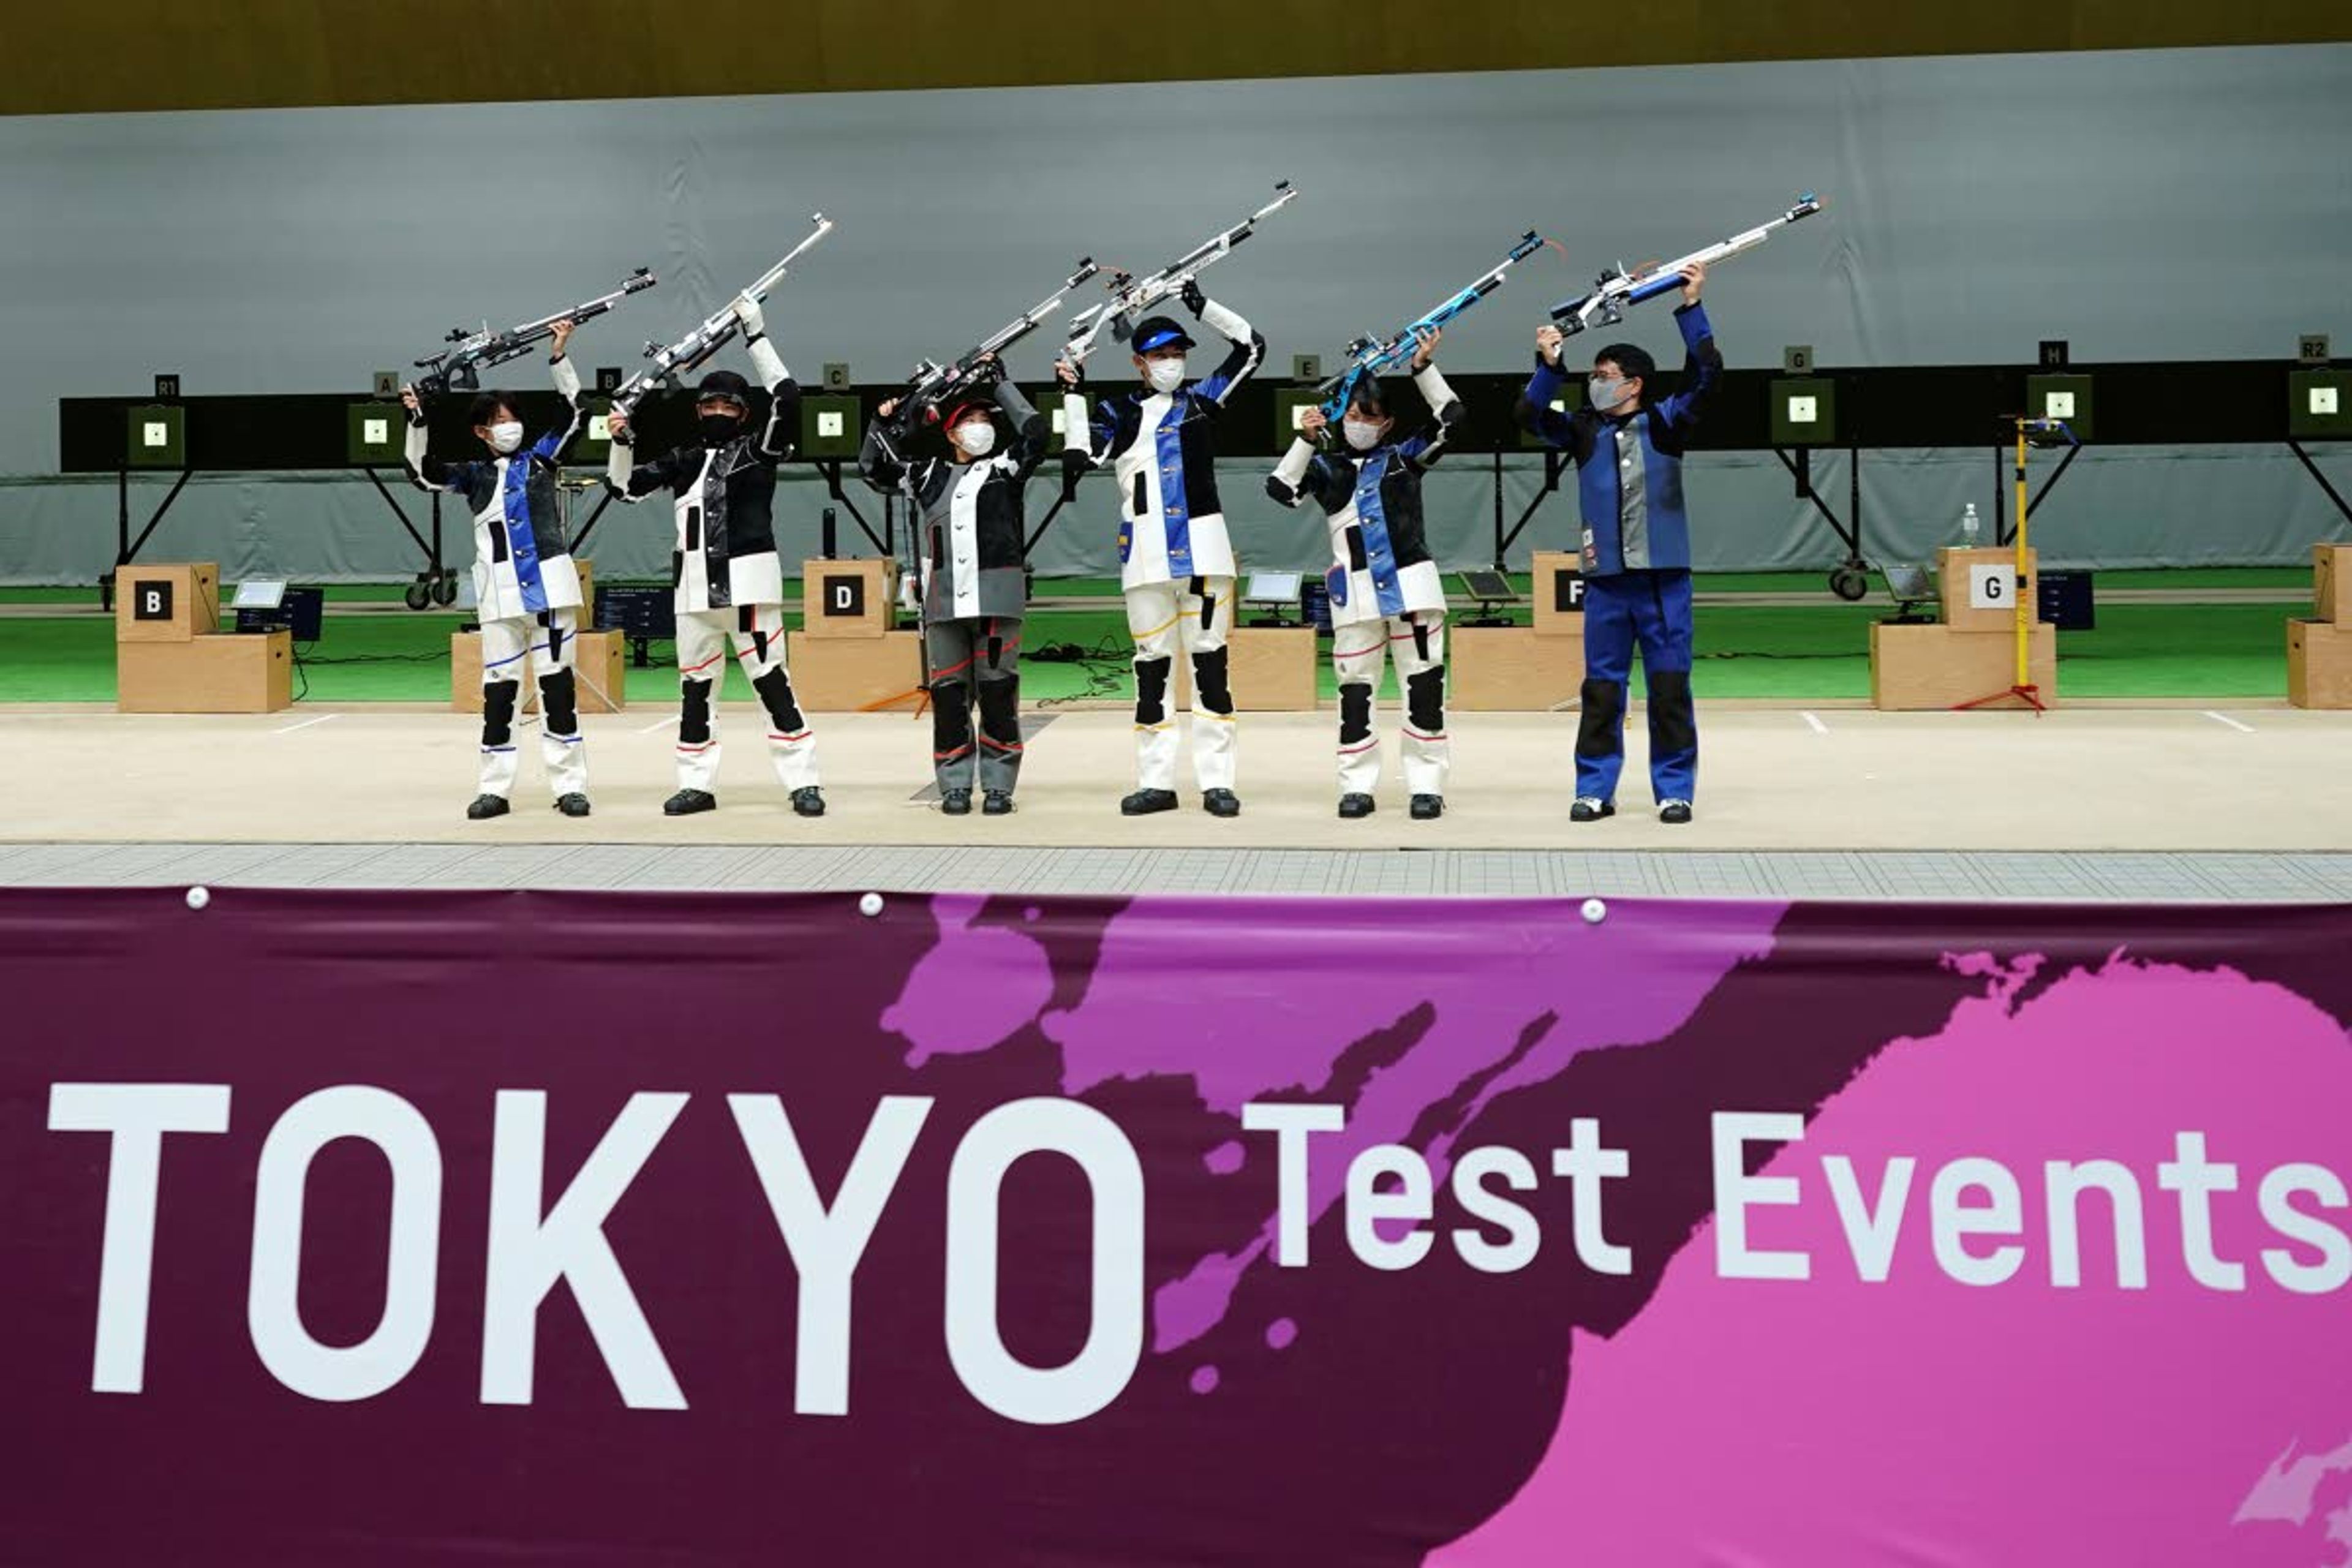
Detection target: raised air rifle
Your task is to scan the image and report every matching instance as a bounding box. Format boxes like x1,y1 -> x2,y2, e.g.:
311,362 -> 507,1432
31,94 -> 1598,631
1316,231 -> 1553,422
1060,181 -> 1298,366
412,268 -> 657,394
610,213 -> 833,415
877,260 -> 1101,448
1548,192 -> 1825,337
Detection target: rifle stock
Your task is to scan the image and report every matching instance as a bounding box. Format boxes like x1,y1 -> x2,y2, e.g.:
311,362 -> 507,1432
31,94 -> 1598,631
1061,181 -> 1298,367
612,213 -> 833,413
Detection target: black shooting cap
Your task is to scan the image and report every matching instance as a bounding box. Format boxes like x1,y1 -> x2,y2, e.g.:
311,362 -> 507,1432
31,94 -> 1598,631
1129,315 -> 1196,354
696,369 -> 753,407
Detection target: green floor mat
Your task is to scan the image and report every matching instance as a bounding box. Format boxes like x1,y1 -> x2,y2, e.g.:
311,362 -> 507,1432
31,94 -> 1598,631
2,595 -> 2309,704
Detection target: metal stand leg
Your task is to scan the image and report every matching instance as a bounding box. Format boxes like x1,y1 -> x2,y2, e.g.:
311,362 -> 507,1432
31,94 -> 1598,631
1492,448 -> 1567,568
2288,439 -> 2352,525
363,468 -> 457,608
104,463 -> 197,609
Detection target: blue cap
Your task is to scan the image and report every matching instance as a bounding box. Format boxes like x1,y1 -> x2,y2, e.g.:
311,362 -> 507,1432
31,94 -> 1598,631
1129,315 -> 1195,354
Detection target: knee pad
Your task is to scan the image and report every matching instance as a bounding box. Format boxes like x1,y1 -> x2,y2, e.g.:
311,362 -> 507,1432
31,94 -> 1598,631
1134,655 -> 1173,726
977,676 -> 1021,745
481,679 -> 520,748
1576,679 -> 1626,760
1647,668 -> 1697,755
752,666 -> 805,733
930,679 -> 973,751
1191,646 -> 1233,715
1338,682 -> 1373,745
539,668 -> 578,736
1406,667 -> 1446,734
679,678 -> 715,745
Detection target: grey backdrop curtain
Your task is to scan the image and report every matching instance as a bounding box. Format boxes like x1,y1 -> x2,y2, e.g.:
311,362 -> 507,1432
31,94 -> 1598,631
2,44 -> 2347,582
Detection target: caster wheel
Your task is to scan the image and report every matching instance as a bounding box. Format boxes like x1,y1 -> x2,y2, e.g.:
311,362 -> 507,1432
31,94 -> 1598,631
430,573 -> 459,608
1828,565 -> 1869,603
403,579 -> 432,611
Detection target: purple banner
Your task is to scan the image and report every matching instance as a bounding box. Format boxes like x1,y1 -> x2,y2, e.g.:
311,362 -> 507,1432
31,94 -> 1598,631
3,888 -> 2350,1565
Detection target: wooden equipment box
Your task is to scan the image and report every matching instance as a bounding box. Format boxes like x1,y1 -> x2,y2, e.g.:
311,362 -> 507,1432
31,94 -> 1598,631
1172,626 -> 1319,712
1451,624 -> 1586,712
801,558 -> 896,639
2316,543 -> 2350,628
118,631 -> 290,713
1936,546 -> 2041,635
449,629 -> 628,714
1531,549 -> 1586,636
115,562 -> 220,644
2287,619 -> 2352,709
1871,621 -> 2058,710
786,629 -> 924,710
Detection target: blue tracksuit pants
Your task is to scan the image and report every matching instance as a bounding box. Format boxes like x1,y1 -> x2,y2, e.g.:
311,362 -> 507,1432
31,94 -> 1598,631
1577,568 -> 1697,802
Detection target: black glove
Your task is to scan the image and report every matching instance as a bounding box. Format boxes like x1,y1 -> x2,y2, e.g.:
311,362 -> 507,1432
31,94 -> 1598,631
1181,279 -> 1207,317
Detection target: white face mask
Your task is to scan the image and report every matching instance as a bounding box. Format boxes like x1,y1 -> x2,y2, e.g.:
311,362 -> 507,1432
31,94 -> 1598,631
1145,358 -> 1187,394
488,421 -> 524,454
953,420 -> 997,458
1342,418 -> 1384,451
1588,375 -> 1631,412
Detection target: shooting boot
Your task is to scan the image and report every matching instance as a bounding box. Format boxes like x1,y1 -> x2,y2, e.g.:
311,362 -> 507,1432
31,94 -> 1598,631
466,794 -> 510,821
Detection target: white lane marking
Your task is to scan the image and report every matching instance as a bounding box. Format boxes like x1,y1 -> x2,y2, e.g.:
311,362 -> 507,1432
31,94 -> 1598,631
272,714 -> 341,735
636,715 -> 677,734
2201,710 -> 2254,733
1800,711 -> 1830,734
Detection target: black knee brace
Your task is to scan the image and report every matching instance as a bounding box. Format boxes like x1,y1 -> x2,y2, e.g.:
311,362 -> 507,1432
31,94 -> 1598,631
977,676 -> 1022,748
539,668 -> 578,736
1576,678 -> 1626,760
1406,667 -> 1446,734
752,666 -> 805,734
1191,646 -> 1234,715
481,679 -> 520,748
930,679 -> 973,756
679,678 -> 714,745
1338,682 -> 1373,745
1134,655 -> 1173,726
1647,668 -> 1697,755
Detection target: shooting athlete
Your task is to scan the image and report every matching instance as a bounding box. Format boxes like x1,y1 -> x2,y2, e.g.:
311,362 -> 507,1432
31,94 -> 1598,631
859,355 -> 1045,816
1055,285 -> 1265,818
1517,262 -> 1719,824
1268,326 -> 1461,820
401,318 -> 592,821
603,295 -> 824,818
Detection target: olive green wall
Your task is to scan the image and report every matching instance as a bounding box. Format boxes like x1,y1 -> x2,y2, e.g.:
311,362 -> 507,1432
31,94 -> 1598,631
7,0 -> 2349,115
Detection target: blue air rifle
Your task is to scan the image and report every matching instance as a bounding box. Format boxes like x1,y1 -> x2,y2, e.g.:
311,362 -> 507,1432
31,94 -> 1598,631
879,260 -> 1102,445
1316,231 -> 1553,421
1061,181 -> 1299,366
413,268 -> 657,394
610,213 -> 834,415
1548,193 -> 1825,336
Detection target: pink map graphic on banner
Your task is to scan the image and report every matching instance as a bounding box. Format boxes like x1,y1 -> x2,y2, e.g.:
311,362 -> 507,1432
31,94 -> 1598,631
1431,955 -> 2352,1566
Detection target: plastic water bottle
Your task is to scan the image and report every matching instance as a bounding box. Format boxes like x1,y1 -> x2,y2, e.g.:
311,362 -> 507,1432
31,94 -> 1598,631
1961,502 -> 1980,546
